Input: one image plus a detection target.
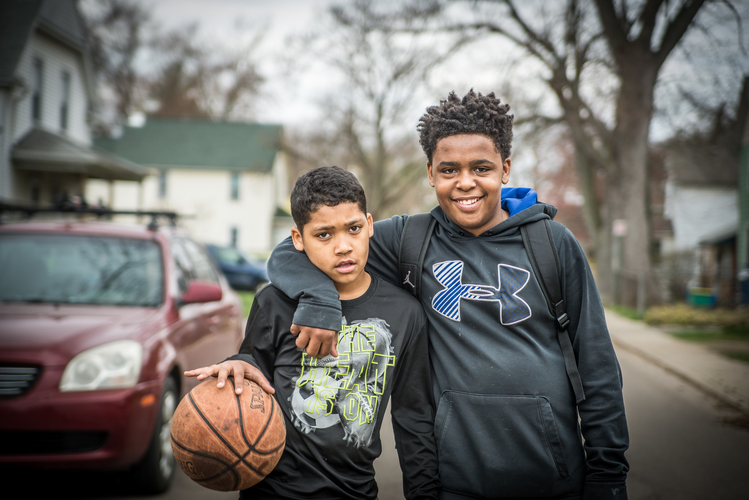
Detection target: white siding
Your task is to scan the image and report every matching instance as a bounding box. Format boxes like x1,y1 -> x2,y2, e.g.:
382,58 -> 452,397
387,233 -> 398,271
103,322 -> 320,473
13,31 -> 90,145
88,169 -> 277,255
1,89 -> 14,199
272,149 -> 289,212
668,185 -> 738,251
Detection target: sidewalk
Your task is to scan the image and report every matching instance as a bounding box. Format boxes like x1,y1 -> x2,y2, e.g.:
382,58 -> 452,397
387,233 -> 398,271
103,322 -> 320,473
605,310 -> 749,414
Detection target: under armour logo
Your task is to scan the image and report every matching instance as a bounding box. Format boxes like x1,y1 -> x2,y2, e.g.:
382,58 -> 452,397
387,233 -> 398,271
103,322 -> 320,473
402,270 -> 415,289
432,260 -> 532,324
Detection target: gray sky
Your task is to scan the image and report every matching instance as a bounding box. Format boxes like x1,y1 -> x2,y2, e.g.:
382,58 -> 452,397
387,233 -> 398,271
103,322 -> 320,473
148,0 -> 334,125
142,0 -> 748,171
145,0 -> 510,130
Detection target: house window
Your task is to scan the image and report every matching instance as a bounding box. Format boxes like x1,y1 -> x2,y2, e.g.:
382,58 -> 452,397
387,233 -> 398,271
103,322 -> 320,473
230,227 -> 238,247
158,170 -> 167,199
230,171 -> 240,200
32,58 -> 43,121
60,71 -> 70,131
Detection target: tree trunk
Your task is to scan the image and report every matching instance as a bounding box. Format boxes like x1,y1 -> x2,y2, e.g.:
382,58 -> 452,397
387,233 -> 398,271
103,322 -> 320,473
559,102 -> 609,296
607,54 -> 659,306
597,199 -> 614,303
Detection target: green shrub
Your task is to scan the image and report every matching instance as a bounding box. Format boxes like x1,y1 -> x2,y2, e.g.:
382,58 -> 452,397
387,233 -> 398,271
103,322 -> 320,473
644,304 -> 749,328
236,291 -> 255,317
608,304 -> 642,320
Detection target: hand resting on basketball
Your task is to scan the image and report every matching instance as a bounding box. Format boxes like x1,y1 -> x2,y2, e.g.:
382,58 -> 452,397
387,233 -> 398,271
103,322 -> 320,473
184,360 -> 275,395
290,323 -> 338,358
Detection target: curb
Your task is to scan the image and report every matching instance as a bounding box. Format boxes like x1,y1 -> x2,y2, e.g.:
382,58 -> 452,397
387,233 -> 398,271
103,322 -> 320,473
610,334 -> 749,415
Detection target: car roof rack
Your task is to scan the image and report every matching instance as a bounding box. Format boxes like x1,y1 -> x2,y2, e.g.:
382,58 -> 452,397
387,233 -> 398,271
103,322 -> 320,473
0,202 -> 181,231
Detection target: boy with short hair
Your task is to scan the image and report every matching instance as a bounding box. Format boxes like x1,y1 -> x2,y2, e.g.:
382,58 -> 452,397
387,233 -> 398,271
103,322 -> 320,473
186,166 -> 439,500
266,91 -> 630,500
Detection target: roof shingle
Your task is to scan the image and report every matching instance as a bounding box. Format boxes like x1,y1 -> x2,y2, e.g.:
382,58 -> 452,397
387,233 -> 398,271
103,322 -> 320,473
94,118 -> 282,173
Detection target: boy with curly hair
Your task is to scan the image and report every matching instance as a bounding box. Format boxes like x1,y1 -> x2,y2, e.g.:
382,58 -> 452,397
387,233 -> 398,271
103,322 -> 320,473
264,90 -> 629,500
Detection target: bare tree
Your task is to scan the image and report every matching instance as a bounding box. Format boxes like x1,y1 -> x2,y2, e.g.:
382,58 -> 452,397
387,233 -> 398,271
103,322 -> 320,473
81,1 -> 265,127
396,0 -> 740,305
593,0 -> 709,306
148,23 -> 265,121
80,0 -> 152,132
284,0 -> 467,220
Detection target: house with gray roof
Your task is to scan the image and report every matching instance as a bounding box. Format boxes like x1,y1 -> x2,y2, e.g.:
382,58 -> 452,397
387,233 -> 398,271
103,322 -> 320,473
660,98 -> 743,305
662,144 -> 738,253
0,0 -> 147,206
92,117 -> 290,255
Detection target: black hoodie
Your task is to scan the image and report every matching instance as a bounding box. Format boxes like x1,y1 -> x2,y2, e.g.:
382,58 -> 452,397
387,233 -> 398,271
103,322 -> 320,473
268,194 -> 629,500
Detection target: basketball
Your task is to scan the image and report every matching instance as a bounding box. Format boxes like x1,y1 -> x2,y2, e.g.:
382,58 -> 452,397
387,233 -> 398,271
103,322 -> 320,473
170,377 -> 286,491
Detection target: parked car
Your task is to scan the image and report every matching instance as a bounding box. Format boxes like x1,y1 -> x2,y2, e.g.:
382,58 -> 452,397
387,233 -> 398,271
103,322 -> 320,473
205,244 -> 269,291
0,217 -> 244,493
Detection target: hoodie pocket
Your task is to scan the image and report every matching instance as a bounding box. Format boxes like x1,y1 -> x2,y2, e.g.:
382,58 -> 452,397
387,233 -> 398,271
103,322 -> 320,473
434,391 -> 570,498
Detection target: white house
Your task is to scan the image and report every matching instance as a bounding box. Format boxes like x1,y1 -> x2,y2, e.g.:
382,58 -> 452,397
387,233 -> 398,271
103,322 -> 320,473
660,142 -> 739,304
0,0 -> 147,206
662,144 -> 738,254
91,117 -> 291,256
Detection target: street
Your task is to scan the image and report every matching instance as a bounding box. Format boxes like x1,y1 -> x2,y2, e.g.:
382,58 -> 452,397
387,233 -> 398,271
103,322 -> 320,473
2,345 -> 748,500
619,347 -> 749,499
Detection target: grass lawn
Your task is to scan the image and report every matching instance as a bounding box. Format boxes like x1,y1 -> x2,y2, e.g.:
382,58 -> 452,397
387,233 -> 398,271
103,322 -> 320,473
725,351 -> 749,363
235,291 -> 255,317
668,327 -> 749,343
667,327 -> 749,365
607,304 -> 642,321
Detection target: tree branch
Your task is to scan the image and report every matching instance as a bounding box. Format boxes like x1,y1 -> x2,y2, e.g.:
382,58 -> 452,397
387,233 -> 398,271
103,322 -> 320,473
502,0 -> 564,66
418,22 -> 557,70
593,0 -> 628,63
637,0 -> 666,44
719,0 -> 747,56
513,114 -> 565,127
654,0 -> 706,68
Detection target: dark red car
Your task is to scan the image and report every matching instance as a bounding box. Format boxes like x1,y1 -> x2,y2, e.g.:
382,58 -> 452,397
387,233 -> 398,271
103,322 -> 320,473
0,218 -> 244,493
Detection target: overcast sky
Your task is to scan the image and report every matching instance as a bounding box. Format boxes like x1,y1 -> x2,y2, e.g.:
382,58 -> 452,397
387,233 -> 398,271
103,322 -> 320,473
138,0 -> 749,169
145,0 -> 332,125
142,0 -> 519,131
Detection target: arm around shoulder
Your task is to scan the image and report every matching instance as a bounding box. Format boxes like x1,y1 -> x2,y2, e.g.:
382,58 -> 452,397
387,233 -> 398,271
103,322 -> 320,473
366,215 -> 407,286
267,235 -> 342,331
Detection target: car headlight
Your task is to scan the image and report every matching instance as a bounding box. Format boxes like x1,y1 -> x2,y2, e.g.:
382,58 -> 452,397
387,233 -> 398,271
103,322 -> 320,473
60,340 -> 143,391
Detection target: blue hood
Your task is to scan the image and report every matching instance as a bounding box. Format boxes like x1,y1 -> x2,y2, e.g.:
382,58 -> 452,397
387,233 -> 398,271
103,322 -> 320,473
501,187 -> 538,217
430,186 -> 555,239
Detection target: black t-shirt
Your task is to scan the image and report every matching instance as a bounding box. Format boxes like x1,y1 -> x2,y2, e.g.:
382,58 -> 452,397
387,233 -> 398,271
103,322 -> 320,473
229,275 -> 439,500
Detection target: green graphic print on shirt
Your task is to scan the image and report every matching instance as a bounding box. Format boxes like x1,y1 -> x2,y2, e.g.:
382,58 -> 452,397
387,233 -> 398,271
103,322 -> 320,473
290,317 -> 396,448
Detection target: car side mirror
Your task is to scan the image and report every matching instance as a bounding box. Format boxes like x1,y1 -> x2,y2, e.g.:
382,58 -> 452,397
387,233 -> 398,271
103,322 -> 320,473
180,280 -> 223,304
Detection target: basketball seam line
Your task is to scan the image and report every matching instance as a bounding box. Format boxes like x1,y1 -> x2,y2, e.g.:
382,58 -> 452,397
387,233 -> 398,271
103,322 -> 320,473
171,434 -> 241,485
229,378 -> 285,472
258,397 -> 285,455
187,386 -> 268,478
188,389 -> 266,486
237,378 -> 281,458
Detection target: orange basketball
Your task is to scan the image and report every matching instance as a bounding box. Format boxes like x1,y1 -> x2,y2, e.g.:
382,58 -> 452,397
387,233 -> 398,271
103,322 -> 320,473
170,377 -> 286,491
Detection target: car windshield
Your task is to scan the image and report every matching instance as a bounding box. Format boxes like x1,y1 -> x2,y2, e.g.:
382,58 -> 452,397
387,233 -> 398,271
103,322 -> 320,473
0,234 -> 163,307
213,246 -> 248,265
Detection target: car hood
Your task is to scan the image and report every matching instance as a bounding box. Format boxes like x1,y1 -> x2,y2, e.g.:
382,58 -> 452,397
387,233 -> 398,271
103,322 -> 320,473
0,304 -> 163,367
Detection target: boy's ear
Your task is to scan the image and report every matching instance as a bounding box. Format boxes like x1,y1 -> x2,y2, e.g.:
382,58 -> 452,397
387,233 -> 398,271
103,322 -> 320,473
502,157 -> 511,184
366,213 -> 374,237
427,162 -> 435,187
291,227 -> 305,252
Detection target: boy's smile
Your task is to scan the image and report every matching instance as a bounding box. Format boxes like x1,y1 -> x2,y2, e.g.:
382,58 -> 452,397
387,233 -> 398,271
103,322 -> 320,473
291,202 -> 374,300
427,134 -> 511,236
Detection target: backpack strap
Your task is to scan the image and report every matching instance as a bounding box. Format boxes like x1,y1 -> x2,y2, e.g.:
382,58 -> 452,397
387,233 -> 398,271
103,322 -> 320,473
398,213 -> 436,298
521,219 -> 586,404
